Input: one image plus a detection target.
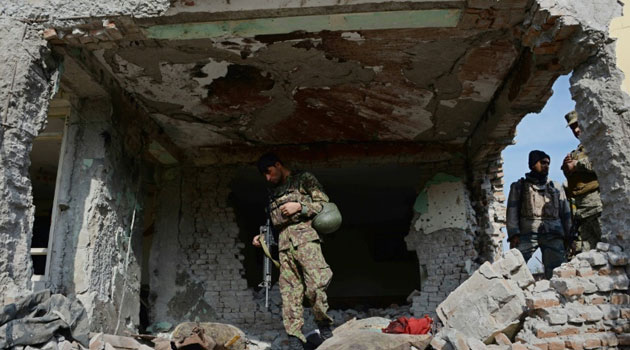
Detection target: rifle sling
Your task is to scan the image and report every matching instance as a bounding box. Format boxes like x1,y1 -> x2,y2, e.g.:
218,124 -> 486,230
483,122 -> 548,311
260,234 -> 280,268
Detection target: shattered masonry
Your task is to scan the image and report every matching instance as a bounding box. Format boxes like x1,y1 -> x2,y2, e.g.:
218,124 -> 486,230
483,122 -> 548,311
1,0 -> 630,348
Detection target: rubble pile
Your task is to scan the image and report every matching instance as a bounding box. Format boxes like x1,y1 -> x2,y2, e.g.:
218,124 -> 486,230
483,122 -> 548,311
431,245 -> 630,350
515,243 -> 630,350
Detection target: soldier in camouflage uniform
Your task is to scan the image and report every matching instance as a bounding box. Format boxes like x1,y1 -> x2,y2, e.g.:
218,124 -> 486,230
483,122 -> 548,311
562,110 -> 603,252
252,153 -> 334,349
507,150 -> 572,279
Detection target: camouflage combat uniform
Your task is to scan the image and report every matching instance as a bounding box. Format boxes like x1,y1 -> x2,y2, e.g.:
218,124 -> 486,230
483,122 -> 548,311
565,144 -> 603,252
267,171 -> 333,342
507,173 -> 572,279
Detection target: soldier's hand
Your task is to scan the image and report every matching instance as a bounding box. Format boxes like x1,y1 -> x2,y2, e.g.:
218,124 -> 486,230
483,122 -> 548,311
252,234 -> 262,248
509,236 -> 520,249
279,202 -> 301,216
565,159 -> 577,172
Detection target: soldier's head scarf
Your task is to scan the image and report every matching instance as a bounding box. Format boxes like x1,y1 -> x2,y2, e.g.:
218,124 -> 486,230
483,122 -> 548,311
528,150 -> 550,170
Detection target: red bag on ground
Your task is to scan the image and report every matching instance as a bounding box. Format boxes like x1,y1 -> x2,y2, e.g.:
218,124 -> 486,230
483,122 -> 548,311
382,315 -> 433,335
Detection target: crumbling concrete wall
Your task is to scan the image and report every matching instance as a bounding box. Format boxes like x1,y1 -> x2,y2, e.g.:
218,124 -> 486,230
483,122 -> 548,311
566,0 -> 630,250
47,98 -> 143,334
405,173 -> 479,317
149,166 -> 271,328
0,17 -> 59,304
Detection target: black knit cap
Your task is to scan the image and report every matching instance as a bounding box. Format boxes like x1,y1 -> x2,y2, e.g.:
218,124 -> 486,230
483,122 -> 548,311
528,150 -> 550,169
256,152 -> 282,173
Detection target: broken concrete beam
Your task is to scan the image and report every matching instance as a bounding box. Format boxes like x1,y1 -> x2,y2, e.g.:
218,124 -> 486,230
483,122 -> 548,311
436,251 -> 529,344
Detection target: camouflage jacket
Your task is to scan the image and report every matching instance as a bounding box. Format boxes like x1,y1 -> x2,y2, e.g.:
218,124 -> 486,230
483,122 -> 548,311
267,171 -> 328,251
565,144 -> 602,219
506,174 -> 572,238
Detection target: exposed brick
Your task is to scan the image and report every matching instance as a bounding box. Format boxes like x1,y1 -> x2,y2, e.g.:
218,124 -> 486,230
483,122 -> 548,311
564,339 -> 584,350
577,267 -> 594,277
537,329 -> 558,338
583,337 -> 601,349
547,340 -> 564,350
553,267 -> 577,278
587,295 -> 607,305
527,294 -> 560,309
618,333 -> 630,345
558,327 -> 580,336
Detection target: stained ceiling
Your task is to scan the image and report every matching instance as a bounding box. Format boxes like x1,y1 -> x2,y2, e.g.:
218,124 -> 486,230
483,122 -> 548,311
47,0 -> 579,165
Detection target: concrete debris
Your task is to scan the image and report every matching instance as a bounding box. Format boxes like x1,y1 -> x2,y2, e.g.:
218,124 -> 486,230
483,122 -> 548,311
90,334 -> 153,350
172,323 -> 246,350
435,249 -> 532,344
515,245 -> 630,348
317,317 -> 431,350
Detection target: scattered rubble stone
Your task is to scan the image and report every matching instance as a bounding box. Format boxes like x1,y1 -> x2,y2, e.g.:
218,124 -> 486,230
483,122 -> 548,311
436,249 -> 531,344
515,245 -> 630,348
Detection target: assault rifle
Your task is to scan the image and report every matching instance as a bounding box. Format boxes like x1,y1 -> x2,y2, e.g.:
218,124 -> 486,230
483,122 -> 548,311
258,219 -> 278,310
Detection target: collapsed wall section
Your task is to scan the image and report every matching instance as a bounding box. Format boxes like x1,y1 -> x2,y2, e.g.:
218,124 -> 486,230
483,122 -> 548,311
47,98 -> 143,334
405,173 -> 479,317
0,17 -> 59,304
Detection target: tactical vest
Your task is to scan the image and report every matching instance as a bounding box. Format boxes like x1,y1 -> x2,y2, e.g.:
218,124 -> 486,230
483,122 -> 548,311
520,180 -> 561,220
565,145 -> 599,198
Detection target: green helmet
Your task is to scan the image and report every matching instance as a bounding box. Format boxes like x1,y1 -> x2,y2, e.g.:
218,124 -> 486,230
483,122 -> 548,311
312,202 -> 342,234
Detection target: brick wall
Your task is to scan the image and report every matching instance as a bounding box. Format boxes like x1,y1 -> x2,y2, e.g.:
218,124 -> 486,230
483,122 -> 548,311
471,153 -> 507,263
150,166 -> 281,332
407,228 -> 478,318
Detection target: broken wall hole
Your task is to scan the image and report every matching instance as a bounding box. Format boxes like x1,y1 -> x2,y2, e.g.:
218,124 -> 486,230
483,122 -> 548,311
230,164 -> 423,309
28,92 -> 71,286
500,73 -> 579,276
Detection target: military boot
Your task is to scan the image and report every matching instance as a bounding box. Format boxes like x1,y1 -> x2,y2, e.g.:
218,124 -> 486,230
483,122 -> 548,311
318,324 -> 333,341
287,336 -> 307,350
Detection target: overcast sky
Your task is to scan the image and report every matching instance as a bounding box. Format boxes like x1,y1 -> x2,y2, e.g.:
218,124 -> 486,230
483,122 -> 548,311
500,74 -> 579,271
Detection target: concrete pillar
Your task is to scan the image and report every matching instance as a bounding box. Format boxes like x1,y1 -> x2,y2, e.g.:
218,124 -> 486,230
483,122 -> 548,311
571,41 -> 630,251
0,18 -> 60,304
47,98 -> 143,333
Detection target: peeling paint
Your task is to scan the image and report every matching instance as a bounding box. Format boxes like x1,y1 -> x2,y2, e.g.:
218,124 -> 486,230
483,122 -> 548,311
413,173 -> 470,234
192,59 -> 230,92
413,173 -> 462,214
82,159 -> 93,169
341,31 -> 365,44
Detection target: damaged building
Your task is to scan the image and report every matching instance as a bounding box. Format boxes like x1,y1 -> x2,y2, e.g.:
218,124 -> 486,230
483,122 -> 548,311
1,0 -> 630,347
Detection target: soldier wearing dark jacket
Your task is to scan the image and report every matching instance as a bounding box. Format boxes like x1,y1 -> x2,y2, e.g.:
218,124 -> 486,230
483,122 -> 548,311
252,153 -> 334,350
507,150 -> 572,279
562,110 -> 602,252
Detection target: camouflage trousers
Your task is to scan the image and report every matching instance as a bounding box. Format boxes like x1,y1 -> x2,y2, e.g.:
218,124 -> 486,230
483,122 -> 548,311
576,214 -> 602,253
279,241 -> 333,342
515,233 -> 565,279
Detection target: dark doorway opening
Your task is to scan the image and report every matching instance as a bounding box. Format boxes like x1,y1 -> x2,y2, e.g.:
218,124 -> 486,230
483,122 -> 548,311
230,163 -> 422,309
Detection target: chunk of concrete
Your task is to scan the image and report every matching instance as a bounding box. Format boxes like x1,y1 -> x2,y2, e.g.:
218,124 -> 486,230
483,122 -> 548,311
492,250 -> 535,289
437,258 -> 527,344
577,251 -> 608,267
172,322 -> 246,350
318,317 -> 431,350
